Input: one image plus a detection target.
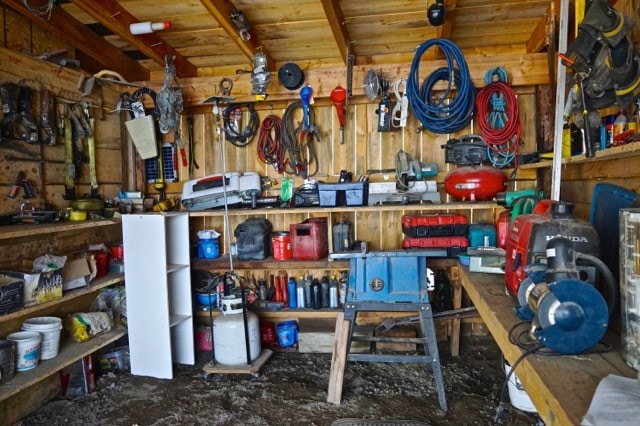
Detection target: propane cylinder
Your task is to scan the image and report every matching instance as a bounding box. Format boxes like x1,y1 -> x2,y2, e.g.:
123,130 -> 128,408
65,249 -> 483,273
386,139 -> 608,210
213,296 -> 261,366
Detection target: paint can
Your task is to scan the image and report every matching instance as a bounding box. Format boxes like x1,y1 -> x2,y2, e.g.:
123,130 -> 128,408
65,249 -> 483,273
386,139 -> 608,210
7,331 -> 42,371
272,232 -> 292,260
22,317 -> 62,360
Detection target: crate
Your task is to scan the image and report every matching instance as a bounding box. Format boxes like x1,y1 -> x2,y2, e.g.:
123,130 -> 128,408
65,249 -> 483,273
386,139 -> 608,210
402,236 -> 469,257
290,218 -> 328,260
0,275 -> 24,315
317,182 -> 368,207
401,213 -> 468,237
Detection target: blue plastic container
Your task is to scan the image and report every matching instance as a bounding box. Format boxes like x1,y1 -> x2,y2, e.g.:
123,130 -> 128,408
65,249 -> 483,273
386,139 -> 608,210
276,320 -> 298,348
196,293 -> 217,306
197,238 -> 220,259
468,223 -> 497,247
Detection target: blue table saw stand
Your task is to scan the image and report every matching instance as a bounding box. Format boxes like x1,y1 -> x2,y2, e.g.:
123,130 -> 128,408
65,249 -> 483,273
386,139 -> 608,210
327,248 -> 448,411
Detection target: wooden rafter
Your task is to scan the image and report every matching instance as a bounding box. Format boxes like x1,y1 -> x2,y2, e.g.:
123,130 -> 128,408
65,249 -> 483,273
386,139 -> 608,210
526,0 -> 560,53
320,0 -> 350,64
199,0 -> 275,70
68,0 -> 197,78
0,0 -> 149,82
437,0 -> 458,40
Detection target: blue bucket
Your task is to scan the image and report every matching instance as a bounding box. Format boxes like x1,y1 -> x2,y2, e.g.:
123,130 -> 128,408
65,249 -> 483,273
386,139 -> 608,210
198,238 -> 220,259
276,320 -> 298,348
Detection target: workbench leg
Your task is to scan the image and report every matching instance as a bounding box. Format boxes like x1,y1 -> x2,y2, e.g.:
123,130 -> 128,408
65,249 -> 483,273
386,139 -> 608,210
327,312 -> 350,405
450,266 -> 461,357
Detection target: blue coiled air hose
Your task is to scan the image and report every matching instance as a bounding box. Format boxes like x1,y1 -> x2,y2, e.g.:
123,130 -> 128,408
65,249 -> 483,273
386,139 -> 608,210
408,39 -> 476,134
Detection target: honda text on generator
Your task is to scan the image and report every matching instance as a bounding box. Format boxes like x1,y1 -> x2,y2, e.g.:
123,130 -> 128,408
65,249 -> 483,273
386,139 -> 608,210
505,201 -> 604,297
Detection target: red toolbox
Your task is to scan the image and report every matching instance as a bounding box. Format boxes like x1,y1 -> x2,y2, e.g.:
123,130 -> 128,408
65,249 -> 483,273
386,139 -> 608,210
402,236 -> 469,257
290,217 -> 329,260
401,213 -> 468,237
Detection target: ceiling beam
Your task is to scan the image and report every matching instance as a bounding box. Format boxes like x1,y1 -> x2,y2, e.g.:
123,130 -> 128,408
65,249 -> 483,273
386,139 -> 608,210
199,0 -> 275,70
437,0 -> 458,40
0,0 -> 149,82
526,0 -> 560,53
68,0 -> 197,78
320,0 -> 350,64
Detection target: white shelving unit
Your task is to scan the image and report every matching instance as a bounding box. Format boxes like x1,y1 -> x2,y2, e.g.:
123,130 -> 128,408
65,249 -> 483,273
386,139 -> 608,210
122,212 -> 194,379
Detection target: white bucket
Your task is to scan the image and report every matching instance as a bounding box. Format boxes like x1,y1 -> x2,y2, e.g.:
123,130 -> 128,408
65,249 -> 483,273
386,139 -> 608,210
7,331 -> 42,371
22,317 -> 62,360
504,361 -> 537,413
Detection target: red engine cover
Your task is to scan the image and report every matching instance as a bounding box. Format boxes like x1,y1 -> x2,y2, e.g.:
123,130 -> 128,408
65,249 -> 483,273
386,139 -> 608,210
444,166 -> 507,201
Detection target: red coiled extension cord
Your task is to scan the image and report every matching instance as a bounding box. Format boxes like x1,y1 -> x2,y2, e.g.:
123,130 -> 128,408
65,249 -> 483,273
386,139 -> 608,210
257,115 -> 285,173
475,81 -> 521,167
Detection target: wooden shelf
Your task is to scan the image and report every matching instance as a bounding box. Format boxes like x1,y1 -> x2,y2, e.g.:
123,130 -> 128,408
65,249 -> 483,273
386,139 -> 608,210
0,325 -> 127,403
195,308 -> 342,320
187,201 -> 501,217
0,273 -> 124,324
519,142 -> 640,170
0,219 -> 120,242
458,266 -> 637,425
192,255 -> 350,270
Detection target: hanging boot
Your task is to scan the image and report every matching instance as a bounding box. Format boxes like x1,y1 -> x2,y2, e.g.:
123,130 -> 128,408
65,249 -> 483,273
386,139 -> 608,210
17,84 -> 38,143
0,82 -> 19,141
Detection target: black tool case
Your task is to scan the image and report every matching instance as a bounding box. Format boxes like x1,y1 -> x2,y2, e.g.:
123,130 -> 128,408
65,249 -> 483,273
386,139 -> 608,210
234,218 -> 273,260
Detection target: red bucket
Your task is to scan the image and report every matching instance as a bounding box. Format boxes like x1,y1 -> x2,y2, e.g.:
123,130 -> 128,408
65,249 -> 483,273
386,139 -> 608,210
272,232 -> 292,260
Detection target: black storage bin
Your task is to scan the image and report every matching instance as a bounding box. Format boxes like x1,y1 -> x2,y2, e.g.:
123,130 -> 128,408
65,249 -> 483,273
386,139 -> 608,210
317,182 -> 368,207
234,218 -> 273,260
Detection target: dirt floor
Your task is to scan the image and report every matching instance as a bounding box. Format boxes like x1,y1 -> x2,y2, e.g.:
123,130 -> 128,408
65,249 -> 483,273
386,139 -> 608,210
19,335 -> 539,426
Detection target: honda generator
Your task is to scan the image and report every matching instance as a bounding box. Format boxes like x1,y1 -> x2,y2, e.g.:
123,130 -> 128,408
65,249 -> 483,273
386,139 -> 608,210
505,202 -> 601,296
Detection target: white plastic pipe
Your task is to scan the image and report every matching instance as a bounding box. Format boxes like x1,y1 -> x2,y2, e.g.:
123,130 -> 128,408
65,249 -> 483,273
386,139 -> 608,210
129,21 -> 171,35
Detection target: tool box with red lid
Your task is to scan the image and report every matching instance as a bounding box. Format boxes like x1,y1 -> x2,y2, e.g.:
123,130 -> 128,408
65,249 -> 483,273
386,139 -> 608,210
402,236 -> 469,257
401,213 -> 468,238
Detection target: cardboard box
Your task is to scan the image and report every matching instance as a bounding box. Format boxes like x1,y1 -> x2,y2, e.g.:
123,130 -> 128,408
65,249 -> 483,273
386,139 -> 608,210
61,258 -> 92,291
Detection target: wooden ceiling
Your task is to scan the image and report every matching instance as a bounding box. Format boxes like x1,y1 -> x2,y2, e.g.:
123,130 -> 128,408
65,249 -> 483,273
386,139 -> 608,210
1,0 -> 552,83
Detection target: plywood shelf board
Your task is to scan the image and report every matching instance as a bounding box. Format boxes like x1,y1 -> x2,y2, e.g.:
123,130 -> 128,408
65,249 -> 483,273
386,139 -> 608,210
191,255 -> 349,271
458,266 -> 637,425
187,202 -> 501,218
0,273 -> 124,324
0,326 -> 127,403
0,219 -> 121,241
519,142 -> 640,170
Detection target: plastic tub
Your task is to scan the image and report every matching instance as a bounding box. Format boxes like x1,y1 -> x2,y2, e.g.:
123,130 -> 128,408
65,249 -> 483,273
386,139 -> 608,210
7,331 -> 42,371
504,361 -> 537,413
22,316 -> 62,360
195,293 -> 217,306
276,320 -> 298,348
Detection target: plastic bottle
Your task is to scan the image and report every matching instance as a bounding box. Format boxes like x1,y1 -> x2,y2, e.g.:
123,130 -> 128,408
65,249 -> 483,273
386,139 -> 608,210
329,275 -> 338,308
312,278 -> 322,309
321,276 -> 330,308
129,21 -> 172,35
258,279 -> 267,301
288,277 -> 297,309
304,274 -> 313,308
296,275 -> 306,308
613,111 -> 628,142
273,276 -> 281,302
280,275 -> 289,307
338,273 -> 348,307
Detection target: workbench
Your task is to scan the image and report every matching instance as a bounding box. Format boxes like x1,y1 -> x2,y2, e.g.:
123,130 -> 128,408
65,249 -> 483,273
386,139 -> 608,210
458,265 -> 637,425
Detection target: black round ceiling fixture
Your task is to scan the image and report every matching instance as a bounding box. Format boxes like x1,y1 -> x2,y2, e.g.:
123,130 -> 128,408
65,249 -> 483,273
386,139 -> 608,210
278,62 -> 305,90
428,0 -> 446,27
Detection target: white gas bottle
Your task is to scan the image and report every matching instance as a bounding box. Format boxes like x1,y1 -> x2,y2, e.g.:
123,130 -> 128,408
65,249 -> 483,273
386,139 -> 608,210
213,296 -> 261,365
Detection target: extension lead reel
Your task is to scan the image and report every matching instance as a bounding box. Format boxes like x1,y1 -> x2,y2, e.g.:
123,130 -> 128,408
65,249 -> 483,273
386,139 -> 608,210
513,237 -> 611,355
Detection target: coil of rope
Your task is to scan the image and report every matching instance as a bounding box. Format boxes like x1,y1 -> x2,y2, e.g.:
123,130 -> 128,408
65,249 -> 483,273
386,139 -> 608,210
257,114 -> 285,173
475,68 -> 521,167
281,100 -> 320,178
223,103 -> 259,147
407,39 -> 476,134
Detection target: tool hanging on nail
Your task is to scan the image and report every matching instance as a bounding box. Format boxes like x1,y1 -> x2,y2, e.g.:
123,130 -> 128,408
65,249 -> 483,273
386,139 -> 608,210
391,78 -> 409,129
330,86 -> 346,144
187,112 -> 199,180
157,55 -> 187,167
